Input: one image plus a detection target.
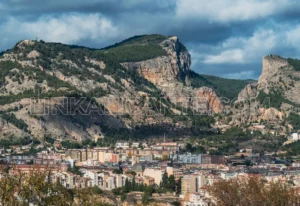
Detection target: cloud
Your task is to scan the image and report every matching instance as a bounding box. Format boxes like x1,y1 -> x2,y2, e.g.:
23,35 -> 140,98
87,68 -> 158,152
0,0 -> 176,16
202,29 -> 277,64
286,25 -> 300,49
0,13 -> 119,49
23,14 -> 118,44
1,0 -> 300,80
204,49 -> 244,64
176,0 -> 295,23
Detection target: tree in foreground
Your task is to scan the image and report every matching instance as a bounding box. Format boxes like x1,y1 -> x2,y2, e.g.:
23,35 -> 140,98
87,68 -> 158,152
0,170 -> 73,206
0,169 -> 112,206
209,176 -> 300,206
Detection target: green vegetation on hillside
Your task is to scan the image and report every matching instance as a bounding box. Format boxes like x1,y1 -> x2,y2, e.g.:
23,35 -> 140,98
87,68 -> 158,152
97,34 -> 169,62
100,45 -> 167,63
0,136 -> 32,148
287,58 -> 300,71
287,112 -> 300,131
256,89 -> 297,110
0,61 -> 22,85
105,34 -> 168,48
282,140 -> 300,155
13,39 -> 160,94
190,71 -> 255,100
0,112 -> 29,132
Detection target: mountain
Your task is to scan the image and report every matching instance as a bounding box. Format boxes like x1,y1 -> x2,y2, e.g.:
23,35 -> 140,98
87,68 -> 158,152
0,35 -> 252,142
231,54 -> 300,133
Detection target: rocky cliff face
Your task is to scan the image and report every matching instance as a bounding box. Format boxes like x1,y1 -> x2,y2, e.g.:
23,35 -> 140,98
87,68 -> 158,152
232,54 -> 300,130
122,36 -> 190,85
122,36 -> 222,114
237,82 -> 258,101
258,55 -> 289,93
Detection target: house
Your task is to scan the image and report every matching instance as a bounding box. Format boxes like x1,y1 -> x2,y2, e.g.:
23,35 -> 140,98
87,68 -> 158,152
131,142 -> 140,148
115,142 -> 129,149
54,172 -> 77,189
65,149 -> 87,162
173,153 -> 202,164
143,176 -> 155,185
220,172 -> 237,180
131,163 -> 145,177
143,168 -> 165,185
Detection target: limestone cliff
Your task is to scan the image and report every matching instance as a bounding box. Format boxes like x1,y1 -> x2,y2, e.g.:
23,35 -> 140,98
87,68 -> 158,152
232,54 -> 300,130
258,55 -> 289,93
122,36 -> 223,114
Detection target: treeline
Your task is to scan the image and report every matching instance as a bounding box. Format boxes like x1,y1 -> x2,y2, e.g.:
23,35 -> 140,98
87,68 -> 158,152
112,173 -> 179,205
102,45 -> 167,63
287,58 -> 300,71
61,141 -> 81,149
112,178 -> 155,204
0,136 -> 32,148
102,34 -> 168,62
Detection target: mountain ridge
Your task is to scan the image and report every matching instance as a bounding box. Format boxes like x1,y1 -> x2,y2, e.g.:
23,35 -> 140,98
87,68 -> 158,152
0,35 -> 253,143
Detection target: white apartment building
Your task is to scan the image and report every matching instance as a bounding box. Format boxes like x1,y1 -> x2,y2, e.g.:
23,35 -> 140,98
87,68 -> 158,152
115,142 -> 129,149
173,153 -> 202,164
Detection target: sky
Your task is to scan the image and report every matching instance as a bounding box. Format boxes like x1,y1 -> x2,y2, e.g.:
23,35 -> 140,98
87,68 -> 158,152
1,0 -> 300,80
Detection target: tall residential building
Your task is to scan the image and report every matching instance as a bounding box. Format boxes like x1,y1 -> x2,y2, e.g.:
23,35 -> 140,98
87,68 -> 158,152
181,175 -> 197,195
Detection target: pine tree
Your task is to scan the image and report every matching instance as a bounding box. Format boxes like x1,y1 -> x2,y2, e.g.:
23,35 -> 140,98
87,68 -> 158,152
123,178 -> 130,193
161,172 -> 168,188
167,175 -> 176,191
132,177 -> 136,191
176,177 -> 182,194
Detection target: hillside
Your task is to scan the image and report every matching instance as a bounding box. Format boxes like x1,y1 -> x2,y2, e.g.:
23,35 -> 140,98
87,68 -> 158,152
0,34 -> 259,144
229,55 -> 300,134
0,35 -> 222,143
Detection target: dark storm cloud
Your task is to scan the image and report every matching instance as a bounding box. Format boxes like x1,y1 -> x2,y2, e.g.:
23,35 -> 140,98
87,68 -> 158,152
0,0 -> 175,16
2,0 -> 300,79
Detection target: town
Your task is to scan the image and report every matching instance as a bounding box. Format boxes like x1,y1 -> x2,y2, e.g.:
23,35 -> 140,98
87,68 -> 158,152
1,132 -> 300,205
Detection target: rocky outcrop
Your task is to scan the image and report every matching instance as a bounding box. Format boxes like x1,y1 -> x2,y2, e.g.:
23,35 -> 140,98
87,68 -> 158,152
27,50 -> 40,59
121,36 -> 190,85
238,82 -> 258,101
258,55 -> 289,93
260,108 -> 283,121
194,87 -> 223,113
122,36 -> 223,113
